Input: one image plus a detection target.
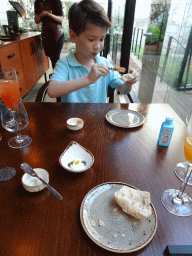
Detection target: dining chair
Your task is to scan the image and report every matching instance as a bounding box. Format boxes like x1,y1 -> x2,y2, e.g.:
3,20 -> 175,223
35,82 -> 113,103
35,81 -> 139,103
35,81 -> 61,102
108,86 -> 139,103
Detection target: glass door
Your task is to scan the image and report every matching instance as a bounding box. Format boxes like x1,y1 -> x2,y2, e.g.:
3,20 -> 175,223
131,0 -> 192,122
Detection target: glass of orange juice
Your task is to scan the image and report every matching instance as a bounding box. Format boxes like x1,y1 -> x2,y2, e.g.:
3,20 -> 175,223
174,111 -> 192,185
0,68 -> 31,148
161,112 -> 192,216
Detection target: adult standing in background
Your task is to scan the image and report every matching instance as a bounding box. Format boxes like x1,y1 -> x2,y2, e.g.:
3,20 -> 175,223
34,0 -> 64,69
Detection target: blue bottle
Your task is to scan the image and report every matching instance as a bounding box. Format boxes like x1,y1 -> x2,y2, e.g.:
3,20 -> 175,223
158,116 -> 174,146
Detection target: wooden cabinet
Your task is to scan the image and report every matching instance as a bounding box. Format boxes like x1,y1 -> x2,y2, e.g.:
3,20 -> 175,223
19,35 -> 48,92
0,32 -> 49,98
0,43 -> 26,97
34,36 -> 49,78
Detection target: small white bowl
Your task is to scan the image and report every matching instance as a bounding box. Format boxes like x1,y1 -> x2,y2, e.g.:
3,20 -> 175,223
22,168 -> 49,192
59,141 -> 94,173
67,118 -> 84,131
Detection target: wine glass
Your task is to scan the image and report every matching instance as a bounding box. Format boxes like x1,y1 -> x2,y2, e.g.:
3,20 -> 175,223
161,113 -> 192,216
1,98 -> 29,134
174,110 -> 192,185
0,68 -> 32,148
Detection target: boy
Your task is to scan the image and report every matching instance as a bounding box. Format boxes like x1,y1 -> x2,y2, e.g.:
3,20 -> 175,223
47,0 -> 137,103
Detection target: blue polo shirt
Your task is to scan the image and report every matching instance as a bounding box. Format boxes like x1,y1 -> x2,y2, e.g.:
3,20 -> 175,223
51,52 -> 124,103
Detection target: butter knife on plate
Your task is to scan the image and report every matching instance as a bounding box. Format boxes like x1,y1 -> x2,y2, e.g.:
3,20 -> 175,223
21,163 -> 63,200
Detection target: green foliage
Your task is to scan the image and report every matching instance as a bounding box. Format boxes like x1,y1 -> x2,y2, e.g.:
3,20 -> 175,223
69,43 -> 76,52
134,45 -> 145,60
64,24 -> 70,42
65,2 -> 73,18
145,25 -> 161,45
158,51 -> 192,89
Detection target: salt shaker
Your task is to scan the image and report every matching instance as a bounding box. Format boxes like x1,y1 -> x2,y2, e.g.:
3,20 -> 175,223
158,116 -> 174,146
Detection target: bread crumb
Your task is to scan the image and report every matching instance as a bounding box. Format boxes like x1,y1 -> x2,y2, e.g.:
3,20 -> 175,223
113,234 -> 117,238
90,220 -> 96,227
133,222 -> 137,229
122,234 -> 126,237
141,230 -> 146,235
99,219 -> 105,227
113,207 -> 118,212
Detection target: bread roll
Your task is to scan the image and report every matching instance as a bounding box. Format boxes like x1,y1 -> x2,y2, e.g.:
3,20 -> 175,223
114,186 -> 152,219
121,73 -> 134,82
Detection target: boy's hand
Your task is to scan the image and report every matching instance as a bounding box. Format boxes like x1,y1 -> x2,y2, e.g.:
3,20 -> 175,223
126,69 -> 138,85
121,69 -> 138,85
117,69 -> 139,95
87,63 -> 110,84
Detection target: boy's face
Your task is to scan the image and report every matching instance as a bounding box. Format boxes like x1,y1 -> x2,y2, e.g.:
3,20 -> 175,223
70,24 -> 107,61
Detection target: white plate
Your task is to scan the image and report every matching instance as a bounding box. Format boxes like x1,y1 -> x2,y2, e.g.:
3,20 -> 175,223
80,182 -> 157,253
106,109 -> 145,128
59,141 -> 94,173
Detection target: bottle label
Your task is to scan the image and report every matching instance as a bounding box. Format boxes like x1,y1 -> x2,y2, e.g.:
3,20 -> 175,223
160,128 -> 172,144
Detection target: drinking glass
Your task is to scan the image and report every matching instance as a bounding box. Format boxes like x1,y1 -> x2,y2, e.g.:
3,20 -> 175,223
0,68 -> 31,148
1,98 -> 30,135
161,113 -> 192,216
174,110 -> 192,185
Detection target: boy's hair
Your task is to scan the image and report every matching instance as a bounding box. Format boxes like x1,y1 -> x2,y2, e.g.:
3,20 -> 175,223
68,0 -> 111,35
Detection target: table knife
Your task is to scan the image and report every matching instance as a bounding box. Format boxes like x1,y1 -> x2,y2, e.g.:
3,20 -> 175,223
21,163 -> 63,200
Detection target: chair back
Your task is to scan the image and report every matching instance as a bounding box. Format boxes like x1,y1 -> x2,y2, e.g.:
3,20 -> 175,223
35,81 -> 61,102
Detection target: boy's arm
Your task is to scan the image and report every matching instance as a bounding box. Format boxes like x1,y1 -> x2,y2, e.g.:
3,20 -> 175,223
47,77 -> 91,98
47,63 -> 110,98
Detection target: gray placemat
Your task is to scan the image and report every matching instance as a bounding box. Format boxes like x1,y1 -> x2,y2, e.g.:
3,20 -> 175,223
0,167 -> 16,181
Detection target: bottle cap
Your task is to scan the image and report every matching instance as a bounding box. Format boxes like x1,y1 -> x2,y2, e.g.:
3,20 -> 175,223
165,115 -> 174,124
165,115 -> 174,121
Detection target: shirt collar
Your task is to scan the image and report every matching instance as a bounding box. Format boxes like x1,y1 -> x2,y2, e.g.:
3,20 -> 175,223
67,52 -> 102,67
68,52 -> 82,67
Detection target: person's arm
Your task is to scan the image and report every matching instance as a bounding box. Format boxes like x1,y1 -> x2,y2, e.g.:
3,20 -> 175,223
45,12 -> 64,24
39,11 -> 64,23
34,14 -> 41,24
47,63 -> 110,98
34,11 -> 64,24
48,77 -> 91,98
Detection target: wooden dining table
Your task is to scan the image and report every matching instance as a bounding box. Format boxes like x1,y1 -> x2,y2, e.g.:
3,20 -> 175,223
0,102 -> 191,256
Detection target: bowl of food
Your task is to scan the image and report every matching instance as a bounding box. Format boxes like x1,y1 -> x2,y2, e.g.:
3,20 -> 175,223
59,141 -> 94,173
21,168 -> 49,192
67,118 -> 84,131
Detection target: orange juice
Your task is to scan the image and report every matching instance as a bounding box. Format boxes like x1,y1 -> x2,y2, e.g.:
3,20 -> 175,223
184,135 -> 192,163
0,80 -> 20,109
